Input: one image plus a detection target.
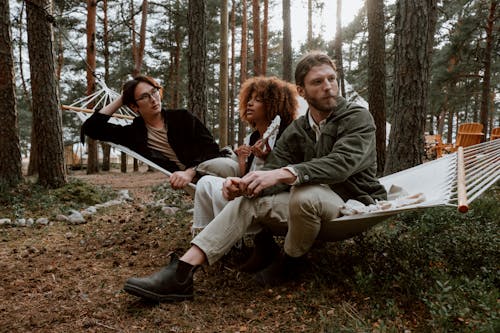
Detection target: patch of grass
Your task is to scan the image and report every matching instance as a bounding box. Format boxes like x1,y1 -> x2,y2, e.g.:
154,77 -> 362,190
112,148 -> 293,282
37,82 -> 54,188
312,184 -> 499,332
0,178 -> 116,220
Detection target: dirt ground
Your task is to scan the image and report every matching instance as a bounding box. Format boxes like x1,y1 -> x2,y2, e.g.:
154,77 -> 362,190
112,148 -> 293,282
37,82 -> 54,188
0,169 -> 412,332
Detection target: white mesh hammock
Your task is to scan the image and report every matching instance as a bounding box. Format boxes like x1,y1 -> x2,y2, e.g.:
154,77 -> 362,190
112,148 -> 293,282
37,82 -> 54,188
63,81 -> 500,241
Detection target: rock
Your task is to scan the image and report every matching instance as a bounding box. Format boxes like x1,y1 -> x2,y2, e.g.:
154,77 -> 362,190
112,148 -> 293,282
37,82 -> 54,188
0,218 -> 12,226
14,219 -> 26,227
118,189 -> 132,201
26,218 -> 34,227
161,206 -> 179,215
81,206 -> 97,216
101,199 -> 123,207
36,218 -> 49,225
68,210 -> 86,224
56,214 -> 69,222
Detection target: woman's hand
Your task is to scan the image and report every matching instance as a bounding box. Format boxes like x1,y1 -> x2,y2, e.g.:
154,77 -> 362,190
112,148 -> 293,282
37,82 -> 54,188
234,144 -> 252,159
169,168 -> 196,189
251,139 -> 272,159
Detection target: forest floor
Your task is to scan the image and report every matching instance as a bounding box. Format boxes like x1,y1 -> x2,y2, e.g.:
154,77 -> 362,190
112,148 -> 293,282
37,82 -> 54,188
0,167 -> 497,332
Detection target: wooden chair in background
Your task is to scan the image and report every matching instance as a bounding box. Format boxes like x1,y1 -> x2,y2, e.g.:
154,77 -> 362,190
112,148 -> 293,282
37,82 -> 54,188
450,122 -> 484,152
490,127 -> 500,140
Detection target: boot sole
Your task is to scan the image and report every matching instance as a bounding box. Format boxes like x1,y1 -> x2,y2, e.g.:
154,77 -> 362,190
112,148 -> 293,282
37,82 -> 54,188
123,283 -> 193,302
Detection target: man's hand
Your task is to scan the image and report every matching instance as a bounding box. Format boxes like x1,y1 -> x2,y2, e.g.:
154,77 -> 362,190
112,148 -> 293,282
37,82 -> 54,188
239,168 -> 297,197
169,168 -> 196,190
222,177 -> 243,201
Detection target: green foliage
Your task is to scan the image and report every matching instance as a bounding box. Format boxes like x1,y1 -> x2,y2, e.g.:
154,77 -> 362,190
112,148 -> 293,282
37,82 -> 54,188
0,178 -> 116,220
309,185 -> 499,331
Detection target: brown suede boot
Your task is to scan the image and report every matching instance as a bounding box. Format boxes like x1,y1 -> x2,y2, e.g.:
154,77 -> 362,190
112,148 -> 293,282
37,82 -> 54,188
239,229 -> 279,273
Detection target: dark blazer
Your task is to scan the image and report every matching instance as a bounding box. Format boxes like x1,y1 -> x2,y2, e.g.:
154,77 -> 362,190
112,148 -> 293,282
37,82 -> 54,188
81,108 -> 223,172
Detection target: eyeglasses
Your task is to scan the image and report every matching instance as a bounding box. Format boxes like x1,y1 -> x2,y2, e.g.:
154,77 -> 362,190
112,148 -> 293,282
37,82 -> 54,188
135,87 -> 160,103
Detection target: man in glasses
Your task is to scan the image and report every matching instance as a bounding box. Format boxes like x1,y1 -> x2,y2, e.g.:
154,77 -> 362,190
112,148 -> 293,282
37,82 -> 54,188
81,75 -> 225,188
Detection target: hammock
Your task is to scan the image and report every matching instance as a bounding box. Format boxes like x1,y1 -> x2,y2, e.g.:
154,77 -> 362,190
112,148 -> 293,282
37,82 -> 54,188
63,81 -> 500,241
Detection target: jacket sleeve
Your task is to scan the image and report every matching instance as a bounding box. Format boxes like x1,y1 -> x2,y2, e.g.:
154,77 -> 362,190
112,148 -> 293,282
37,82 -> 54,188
80,111 -> 136,146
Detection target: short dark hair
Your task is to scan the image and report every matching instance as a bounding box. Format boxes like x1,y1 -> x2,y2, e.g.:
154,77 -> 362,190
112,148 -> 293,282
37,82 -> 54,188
294,51 -> 337,87
122,76 -> 162,107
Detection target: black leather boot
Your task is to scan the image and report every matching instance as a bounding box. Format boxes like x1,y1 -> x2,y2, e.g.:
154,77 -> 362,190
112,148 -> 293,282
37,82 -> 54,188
253,251 -> 305,286
239,229 -> 279,273
124,253 -> 198,302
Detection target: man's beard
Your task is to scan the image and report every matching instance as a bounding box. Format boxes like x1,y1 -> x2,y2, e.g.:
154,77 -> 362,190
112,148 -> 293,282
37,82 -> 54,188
305,95 -> 337,113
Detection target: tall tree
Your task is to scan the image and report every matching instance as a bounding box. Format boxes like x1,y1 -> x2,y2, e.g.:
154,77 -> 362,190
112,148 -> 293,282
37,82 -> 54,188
479,0 -> 496,138
188,0 -> 208,122
86,0 -> 98,174
385,0 -> 438,174
0,0 -> 22,187
261,0 -> 269,75
219,0 -> 229,146
229,0 -> 236,145
252,0 -> 261,75
132,0 -> 148,77
101,0 -> 111,171
334,0 -> 345,97
282,0 -> 293,82
239,0 -> 248,145
26,0 -> 66,187
367,0 -> 386,175
307,0 -> 313,48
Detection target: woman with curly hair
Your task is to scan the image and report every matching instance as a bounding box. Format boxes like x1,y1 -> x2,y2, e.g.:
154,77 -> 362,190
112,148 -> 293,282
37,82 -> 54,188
192,76 -> 298,241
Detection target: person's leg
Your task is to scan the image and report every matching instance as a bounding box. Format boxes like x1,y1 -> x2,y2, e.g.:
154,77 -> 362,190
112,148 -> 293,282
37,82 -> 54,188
192,176 -> 227,234
192,193 -> 288,265
285,184 -> 344,257
254,185 -> 344,286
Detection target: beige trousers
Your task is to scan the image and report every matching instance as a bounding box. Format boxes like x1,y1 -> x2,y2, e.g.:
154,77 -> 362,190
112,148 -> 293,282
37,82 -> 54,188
191,184 -> 344,265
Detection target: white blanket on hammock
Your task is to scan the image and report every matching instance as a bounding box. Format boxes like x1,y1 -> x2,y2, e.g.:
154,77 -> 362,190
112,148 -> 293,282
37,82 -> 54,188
340,185 -> 426,216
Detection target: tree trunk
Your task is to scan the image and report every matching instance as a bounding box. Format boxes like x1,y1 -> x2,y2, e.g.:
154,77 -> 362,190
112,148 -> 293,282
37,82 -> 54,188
26,0 -> 66,188
385,0 -> 438,175
133,0 -> 148,77
335,0 -> 346,97
238,0 -> 248,145
219,0 -> 229,147
261,0 -> 268,75
307,0 -> 312,49
86,0 -> 98,174
101,0 -> 111,171
188,0 -> 208,122
367,0 -> 386,175
229,0 -> 236,146
282,0 -> 293,82
479,0 -> 496,139
0,0 -> 22,187
252,0 -> 261,76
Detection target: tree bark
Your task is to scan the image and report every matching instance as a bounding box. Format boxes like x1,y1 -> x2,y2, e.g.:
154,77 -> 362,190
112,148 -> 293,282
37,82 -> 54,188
261,0 -> 268,75
238,0 -> 248,145
0,0 -> 22,187
188,0 -> 208,122
252,0 -> 261,76
335,0 -> 346,97
367,0 -> 386,175
479,0 -> 496,139
219,0 -> 229,147
385,0 -> 438,174
86,0 -> 98,174
26,0 -> 66,188
282,0 -> 293,82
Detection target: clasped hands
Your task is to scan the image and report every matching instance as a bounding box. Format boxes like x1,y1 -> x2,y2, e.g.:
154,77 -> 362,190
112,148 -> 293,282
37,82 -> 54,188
222,168 -> 296,201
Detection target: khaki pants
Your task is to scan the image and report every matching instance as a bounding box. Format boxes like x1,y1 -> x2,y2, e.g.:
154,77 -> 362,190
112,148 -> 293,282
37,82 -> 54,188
191,184 -> 344,265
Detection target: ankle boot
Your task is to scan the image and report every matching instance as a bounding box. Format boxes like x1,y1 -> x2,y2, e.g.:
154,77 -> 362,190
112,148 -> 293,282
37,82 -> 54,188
124,253 -> 198,302
239,229 -> 279,273
253,251 -> 305,286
